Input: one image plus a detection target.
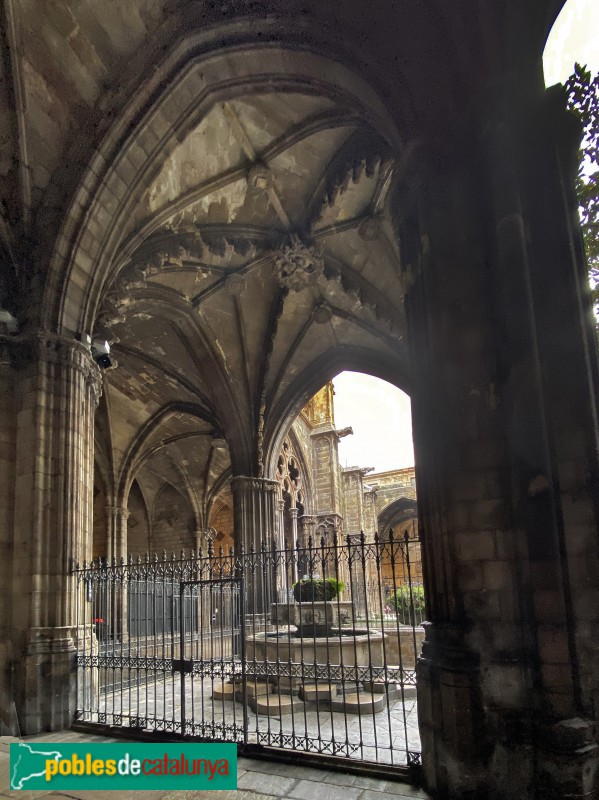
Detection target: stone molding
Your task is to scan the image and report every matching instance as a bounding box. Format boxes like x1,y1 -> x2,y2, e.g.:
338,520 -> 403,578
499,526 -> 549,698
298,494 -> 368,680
11,330 -> 103,406
24,626 -> 77,656
273,234 -> 324,292
106,506 -> 130,521
231,475 -> 279,493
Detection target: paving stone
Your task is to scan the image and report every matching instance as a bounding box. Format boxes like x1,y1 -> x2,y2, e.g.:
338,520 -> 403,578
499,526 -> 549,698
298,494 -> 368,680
205,793 -> 275,800
353,776 -> 390,790
237,769 -> 296,796
318,770 -> 358,786
46,793 -> 166,800
289,778 -> 361,800
238,759 -> 357,785
357,788 -> 429,800
237,759 -> 311,779
162,792 -> 274,800
381,783 -> 430,798
1,733 -> 432,799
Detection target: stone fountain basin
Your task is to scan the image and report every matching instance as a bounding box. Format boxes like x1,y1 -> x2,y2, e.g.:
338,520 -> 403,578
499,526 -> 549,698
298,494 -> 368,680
246,628 -> 386,667
271,601 -> 354,628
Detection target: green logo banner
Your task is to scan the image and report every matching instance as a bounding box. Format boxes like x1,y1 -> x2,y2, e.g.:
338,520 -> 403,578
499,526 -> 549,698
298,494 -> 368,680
10,742 -> 237,791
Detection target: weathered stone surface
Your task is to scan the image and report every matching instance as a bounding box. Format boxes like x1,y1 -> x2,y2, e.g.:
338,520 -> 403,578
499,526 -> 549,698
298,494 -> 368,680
249,694 -> 304,716
332,692 -> 387,714
1,5 -> 599,800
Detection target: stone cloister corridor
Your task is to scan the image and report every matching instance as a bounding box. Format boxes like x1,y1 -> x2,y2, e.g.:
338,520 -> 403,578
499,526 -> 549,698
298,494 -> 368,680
0,2 -> 598,798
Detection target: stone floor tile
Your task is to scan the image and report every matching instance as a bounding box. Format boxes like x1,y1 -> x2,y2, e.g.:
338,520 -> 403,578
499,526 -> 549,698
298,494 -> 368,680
0,731 -> 433,800
238,759 -> 300,777
381,782 -> 429,798
353,776 -> 390,790
238,770 -> 297,797
317,770 -> 357,786
50,792 -> 166,800
0,738 -> 20,749
238,759 -> 354,785
162,791 -> 275,800
288,778 -> 362,800
199,793 -> 275,800
357,791 -> 427,800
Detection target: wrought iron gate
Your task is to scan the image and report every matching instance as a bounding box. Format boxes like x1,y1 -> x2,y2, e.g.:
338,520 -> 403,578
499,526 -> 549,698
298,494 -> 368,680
75,532 -> 423,777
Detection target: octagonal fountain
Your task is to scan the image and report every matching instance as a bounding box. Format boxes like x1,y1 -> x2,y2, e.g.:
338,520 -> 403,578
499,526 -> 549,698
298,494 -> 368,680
214,598 -> 399,717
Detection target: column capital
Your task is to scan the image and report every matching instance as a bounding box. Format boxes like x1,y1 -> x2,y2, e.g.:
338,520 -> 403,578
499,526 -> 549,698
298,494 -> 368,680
230,475 -> 279,494
231,475 -> 278,553
13,330 -> 103,406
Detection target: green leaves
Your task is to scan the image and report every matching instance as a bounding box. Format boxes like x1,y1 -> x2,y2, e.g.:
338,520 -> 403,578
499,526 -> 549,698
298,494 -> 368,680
388,583 -> 425,625
565,63 -> 599,311
292,577 -> 345,602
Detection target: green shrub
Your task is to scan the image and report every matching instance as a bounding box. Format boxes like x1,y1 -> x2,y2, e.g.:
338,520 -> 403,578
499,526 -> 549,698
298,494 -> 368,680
293,577 -> 345,602
389,583 -> 426,625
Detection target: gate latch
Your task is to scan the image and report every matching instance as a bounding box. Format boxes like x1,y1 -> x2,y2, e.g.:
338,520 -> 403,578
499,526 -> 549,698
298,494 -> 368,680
172,658 -> 193,674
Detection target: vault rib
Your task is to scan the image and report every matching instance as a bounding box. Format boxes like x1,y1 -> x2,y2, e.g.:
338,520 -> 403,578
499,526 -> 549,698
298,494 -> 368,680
164,448 -> 203,532
265,310 -> 320,410
223,99 -> 291,229
191,252 -> 273,308
320,250 -> 403,321
233,292 -> 253,419
110,344 -> 211,404
116,112 -> 370,264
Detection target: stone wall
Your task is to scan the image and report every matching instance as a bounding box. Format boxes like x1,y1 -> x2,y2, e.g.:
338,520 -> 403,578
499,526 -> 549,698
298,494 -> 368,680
371,468 -> 417,517
149,484 -> 194,554
92,477 -> 108,561
210,503 -> 234,551
127,480 -> 150,556
0,359 -> 15,733
342,468 -> 368,533
311,435 -> 335,513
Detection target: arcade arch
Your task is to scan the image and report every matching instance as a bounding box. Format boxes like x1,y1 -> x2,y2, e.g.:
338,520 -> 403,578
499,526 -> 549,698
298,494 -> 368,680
3,4 -> 599,798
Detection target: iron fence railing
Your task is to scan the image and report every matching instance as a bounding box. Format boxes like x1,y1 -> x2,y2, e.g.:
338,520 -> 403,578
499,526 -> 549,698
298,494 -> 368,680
74,531 -> 424,777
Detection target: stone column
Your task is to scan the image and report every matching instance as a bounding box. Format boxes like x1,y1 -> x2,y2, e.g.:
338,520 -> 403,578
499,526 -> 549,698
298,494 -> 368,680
483,89 -> 599,796
106,506 -> 129,564
392,88 -> 599,799
278,496 -> 286,543
289,506 -> 298,547
230,476 -> 278,552
230,476 -> 278,616
341,466 -> 370,534
275,496 -> 287,601
105,505 -> 129,643
12,332 -> 101,733
0,336 -> 17,734
395,147 -> 532,797
309,428 -> 344,520
299,514 -> 315,548
288,505 -> 299,590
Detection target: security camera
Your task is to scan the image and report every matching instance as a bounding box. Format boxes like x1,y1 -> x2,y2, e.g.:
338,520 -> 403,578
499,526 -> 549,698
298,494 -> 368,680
91,339 -> 113,369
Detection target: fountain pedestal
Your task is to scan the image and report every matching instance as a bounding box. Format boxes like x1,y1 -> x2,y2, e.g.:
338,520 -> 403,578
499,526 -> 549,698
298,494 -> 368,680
271,600 -> 354,630
215,601 -> 390,717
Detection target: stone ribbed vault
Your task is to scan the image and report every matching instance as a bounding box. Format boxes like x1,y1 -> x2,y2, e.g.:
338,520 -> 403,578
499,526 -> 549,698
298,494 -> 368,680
1,3 -> 599,799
